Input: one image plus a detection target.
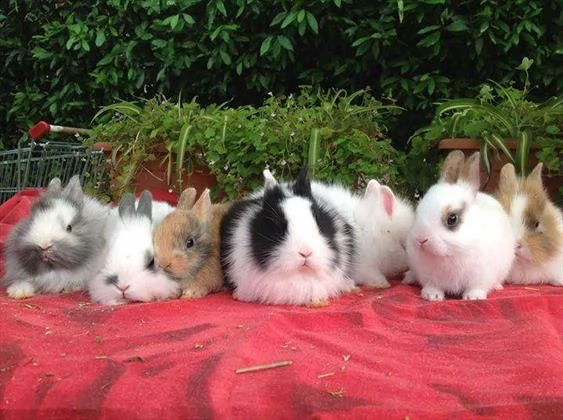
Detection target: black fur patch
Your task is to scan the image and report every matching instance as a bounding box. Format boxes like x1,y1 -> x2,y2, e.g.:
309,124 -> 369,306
220,199 -> 259,289
312,203 -> 339,265
250,186 -> 288,270
292,165 -> 312,198
145,251 -> 156,271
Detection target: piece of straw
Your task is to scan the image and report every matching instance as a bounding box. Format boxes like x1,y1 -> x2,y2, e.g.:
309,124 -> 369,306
235,360 -> 293,374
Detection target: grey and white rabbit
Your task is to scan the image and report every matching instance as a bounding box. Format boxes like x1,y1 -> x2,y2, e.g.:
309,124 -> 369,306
2,175 -> 111,298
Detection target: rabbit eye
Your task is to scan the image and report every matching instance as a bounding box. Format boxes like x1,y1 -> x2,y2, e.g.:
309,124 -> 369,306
145,251 -> 155,270
534,220 -> 540,229
66,224 -> 72,232
185,237 -> 195,249
445,212 -> 461,230
146,258 -> 155,270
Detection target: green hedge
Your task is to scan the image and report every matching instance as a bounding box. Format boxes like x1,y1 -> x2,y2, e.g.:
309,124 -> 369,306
1,0 -> 561,148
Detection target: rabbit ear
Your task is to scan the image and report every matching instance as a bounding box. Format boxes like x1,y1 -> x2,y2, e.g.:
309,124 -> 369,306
192,188 -> 212,222
527,162 -> 544,186
440,150 -> 465,184
137,190 -> 153,221
365,179 -> 381,197
62,175 -> 84,207
47,177 -> 63,193
365,180 -> 395,217
498,163 -> 519,196
118,193 -> 137,218
177,187 -> 197,210
460,151 -> 481,191
263,169 -> 278,190
293,164 -> 312,198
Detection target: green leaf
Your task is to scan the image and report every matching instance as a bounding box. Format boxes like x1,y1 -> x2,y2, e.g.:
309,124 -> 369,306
236,62 -> 243,75
515,131 -> 531,175
216,1 -> 227,17
260,36 -> 273,56
281,11 -> 297,29
169,14 -> 179,29
417,31 -> 440,48
219,49 -> 231,65
95,30 -> 106,47
397,0 -> 404,23
516,56 -> 534,71
483,132 -> 514,163
183,14 -> 195,25
480,142 -> 491,176
308,128 -> 321,177
297,9 -> 306,23
277,36 -> 293,51
417,25 -> 441,35
306,12 -> 318,34
446,19 -> 469,32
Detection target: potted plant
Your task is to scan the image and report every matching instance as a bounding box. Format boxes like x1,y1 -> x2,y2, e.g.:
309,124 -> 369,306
87,96 -> 221,201
87,88 -> 408,202
427,58 -> 562,200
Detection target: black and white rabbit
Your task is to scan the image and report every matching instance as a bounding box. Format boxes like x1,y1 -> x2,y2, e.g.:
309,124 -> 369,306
2,175 -> 111,298
220,166 -> 356,306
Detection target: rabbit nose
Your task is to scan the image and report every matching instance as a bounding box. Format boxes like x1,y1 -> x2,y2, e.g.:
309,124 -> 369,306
39,244 -> 52,251
299,250 -> 313,258
417,238 -> 429,245
117,284 -> 130,292
516,242 -> 522,250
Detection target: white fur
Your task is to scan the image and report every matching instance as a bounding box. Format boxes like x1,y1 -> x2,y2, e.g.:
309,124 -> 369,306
89,213 -> 180,305
406,182 -> 516,301
226,196 -> 354,306
5,196 -> 111,298
505,194 -> 563,285
310,181 -> 414,288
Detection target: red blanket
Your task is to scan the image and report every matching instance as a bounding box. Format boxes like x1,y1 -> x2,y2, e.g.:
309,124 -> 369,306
1,191 -> 562,419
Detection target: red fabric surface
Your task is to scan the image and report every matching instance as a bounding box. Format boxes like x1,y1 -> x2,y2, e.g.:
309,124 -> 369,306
1,191 -> 563,419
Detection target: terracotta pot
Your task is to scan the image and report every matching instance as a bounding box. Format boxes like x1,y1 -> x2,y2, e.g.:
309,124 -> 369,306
92,142 -> 217,198
438,138 -> 562,201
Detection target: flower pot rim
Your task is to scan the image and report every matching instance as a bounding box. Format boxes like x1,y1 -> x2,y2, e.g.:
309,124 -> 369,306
438,138 -> 519,150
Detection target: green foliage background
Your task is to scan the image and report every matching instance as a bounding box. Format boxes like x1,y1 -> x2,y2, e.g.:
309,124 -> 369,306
1,0 -> 562,148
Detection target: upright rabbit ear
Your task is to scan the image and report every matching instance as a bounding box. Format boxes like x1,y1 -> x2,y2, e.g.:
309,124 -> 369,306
293,164 -> 312,198
47,177 -> 63,193
440,150 -> 465,184
263,169 -> 278,190
365,179 -> 381,197
460,151 -> 481,191
62,175 -> 85,207
365,180 -> 395,217
177,187 -> 197,210
527,162 -> 544,187
498,163 -> 519,196
137,190 -> 153,221
118,193 -> 137,218
192,188 -> 212,222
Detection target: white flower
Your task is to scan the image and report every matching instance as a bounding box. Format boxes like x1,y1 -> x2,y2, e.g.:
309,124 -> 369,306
267,92 -> 273,97
260,132 -> 265,137
224,164 -> 229,171
280,159 -> 287,166
298,117 -> 304,123
270,112 -> 276,117
290,131 -> 295,137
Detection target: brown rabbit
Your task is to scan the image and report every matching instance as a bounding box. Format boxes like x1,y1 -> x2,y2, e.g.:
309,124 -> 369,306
153,188 -> 230,298
495,162 -> 563,286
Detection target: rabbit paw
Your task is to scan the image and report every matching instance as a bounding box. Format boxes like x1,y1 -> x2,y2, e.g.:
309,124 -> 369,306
7,282 -> 35,299
421,285 -> 444,301
402,270 -> 417,285
356,270 -> 390,289
462,289 -> 488,300
307,299 -> 329,308
181,284 -> 210,299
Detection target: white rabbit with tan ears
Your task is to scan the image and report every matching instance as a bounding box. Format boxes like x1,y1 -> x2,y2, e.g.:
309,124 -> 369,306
495,162 -> 563,286
404,151 -> 516,301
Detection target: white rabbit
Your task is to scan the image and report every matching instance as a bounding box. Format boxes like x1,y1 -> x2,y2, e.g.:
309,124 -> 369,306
404,151 -> 516,301
88,191 -> 180,305
351,180 -> 415,287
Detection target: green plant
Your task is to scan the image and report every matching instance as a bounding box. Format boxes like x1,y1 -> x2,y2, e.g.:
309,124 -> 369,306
436,59 -> 563,176
87,88 -> 406,200
2,0 -> 562,149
